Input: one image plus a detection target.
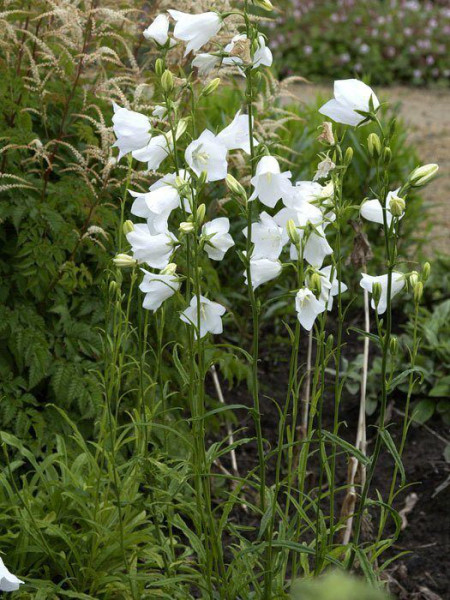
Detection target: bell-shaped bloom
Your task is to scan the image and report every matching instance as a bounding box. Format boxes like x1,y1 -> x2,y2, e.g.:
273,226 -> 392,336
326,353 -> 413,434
168,10 -> 222,56
304,226 -> 333,268
202,217 -> 235,260
185,129 -> 228,182
132,134 -> 172,171
129,185 -> 180,234
112,103 -> 151,161
250,156 -> 292,208
192,53 -> 220,76
360,189 -> 404,227
295,287 -> 326,331
139,268 -> 181,311
319,79 -> 380,127
126,224 -> 176,269
318,265 -> 348,310
180,295 -> 226,338
360,272 -> 405,315
217,110 -> 256,154
143,14 -> 170,45
253,35 -> 273,68
275,205 -> 323,246
243,212 -> 284,260
244,257 -> 282,289
0,557 -> 23,592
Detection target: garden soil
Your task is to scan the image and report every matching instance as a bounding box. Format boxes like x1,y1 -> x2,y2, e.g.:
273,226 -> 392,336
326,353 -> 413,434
291,85 -> 450,256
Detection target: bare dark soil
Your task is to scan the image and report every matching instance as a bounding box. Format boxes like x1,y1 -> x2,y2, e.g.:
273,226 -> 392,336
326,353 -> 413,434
208,323 -> 450,599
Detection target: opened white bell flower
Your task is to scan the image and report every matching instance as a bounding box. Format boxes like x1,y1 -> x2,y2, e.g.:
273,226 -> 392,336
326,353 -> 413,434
0,557 -> 23,592
129,185 -> 180,234
152,105 -> 167,120
360,272 -> 405,315
360,188 -> 404,227
126,224 -> 177,269
139,268 -> 181,311
295,287 -> 326,331
244,256 -> 282,289
202,217 -> 234,260
319,79 -> 380,127
185,129 -> 228,182
143,14 -> 170,45
112,103 -> 151,161
253,35 -> 273,68
192,53 -> 221,76
168,10 -> 222,56
290,225 -> 333,268
318,265 -> 348,310
217,110 -> 257,154
243,212 -> 284,260
250,156 -> 292,208
313,157 -> 336,181
132,134 -> 172,171
180,295 -> 226,338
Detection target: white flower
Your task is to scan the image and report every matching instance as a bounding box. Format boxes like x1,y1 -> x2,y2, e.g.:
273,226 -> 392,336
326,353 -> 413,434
217,110 -> 257,154
274,205 -> 323,246
132,134 -> 172,171
152,105 -> 167,120
139,268 -> 181,311
185,129 -> 228,182
243,212 -> 284,260
295,287 -> 326,331
126,224 -> 176,269
180,295 -> 226,338
244,257 -> 282,289
360,272 -> 405,314
253,35 -> 273,68
0,557 -> 23,592
112,103 -> 151,161
319,79 -> 380,126
250,156 -> 292,208
143,14 -> 170,45
318,265 -> 348,310
360,188 -> 404,226
129,185 -> 180,234
168,10 -> 222,56
303,226 -> 333,268
192,53 -> 220,76
313,157 -> 335,181
202,217 -> 234,261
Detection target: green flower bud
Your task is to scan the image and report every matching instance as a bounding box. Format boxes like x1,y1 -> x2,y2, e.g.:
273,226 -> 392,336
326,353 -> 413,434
226,173 -> 247,200
176,118 -> 188,140
367,133 -> 381,159
197,171 -> 208,187
389,194 -> 405,217
309,272 -> 322,297
154,58 -> 164,77
122,220 -> 134,235
196,203 -> 206,225
390,336 -> 398,356
382,147 -> 392,165
372,282 -> 382,307
113,253 -> 136,268
326,334 -> 334,354
286,219 -> 300,245
161,69 -> 174,93
109,280 -> 119,295
202,77 -> 221,97
179,221 -> 194,234
422,262 -> 431,281
344,147 -> 353,166
161,263 -> 177,275
413,281 -> 424,304
253,0 -> 274,11
409,271 -> 419,288
408,164 -> 439,187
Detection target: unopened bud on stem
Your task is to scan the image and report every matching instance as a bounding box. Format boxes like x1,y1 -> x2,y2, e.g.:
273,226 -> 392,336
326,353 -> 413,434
196,203 -> 206,225
161,69 -> 174,93
161,263 -> 177,276
422,262 -> 431,281
253,0 -> 274,11
372,282 -> 382,307
226,173 -> 247,200
408,164 -> 439,187
309,272 -> 322,297
389,194 -> 405,217
413,281 -> 424,304
122,220 -> 134,235
179,221 -> 195,234
286,219 -> 300,245
113,253 -> 136,268
367,133 -> 381,159
202,77 -> 221,97
344,147 -> 353,166
409,271 -> 419,288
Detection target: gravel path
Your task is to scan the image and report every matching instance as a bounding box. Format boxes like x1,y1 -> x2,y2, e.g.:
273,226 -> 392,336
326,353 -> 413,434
291,85 -> 449,256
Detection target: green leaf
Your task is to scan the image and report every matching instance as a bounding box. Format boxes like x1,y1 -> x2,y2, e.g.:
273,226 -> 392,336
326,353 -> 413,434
412,399 -> 435,424
379,429 -> 406,486
322,431 -> 370,465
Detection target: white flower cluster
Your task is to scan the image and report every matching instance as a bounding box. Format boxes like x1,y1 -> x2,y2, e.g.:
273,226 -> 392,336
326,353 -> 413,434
0,557 -> 23,592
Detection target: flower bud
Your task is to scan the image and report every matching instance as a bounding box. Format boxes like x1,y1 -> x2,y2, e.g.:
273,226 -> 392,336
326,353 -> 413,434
202,77 -> 221,97
286,219 -> 300,245
197,171 -> 208,187
389,194 -> 405,217
113,253 -> 137,268
179,221 -> 194,234
155,58 -> 164,77
196,203 -> 206,225
226,173 -> 247,200
326,334 -> 334,354
367,133 -> 381,159
344,147 -> 353,166
109,280 -> 119,295
176,118 -> 188,140
122,220 -> 134,235
409,271 -> 419,288
422,262 -> 431,281
253,0 -> 274,11
413,281 -> 423,304
309,272 -> 322,297
408,164 -> 439,187
390,336 -> 398,356
161,69 -> 174,93
161,263 -> 177,275
372,282 -> 382,307
382,147 -> 392,165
